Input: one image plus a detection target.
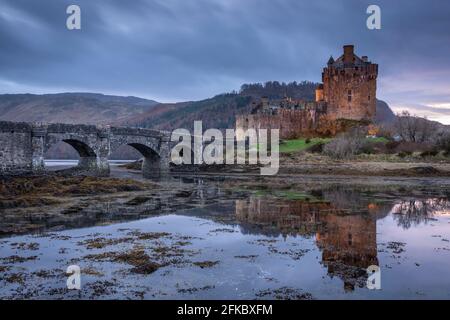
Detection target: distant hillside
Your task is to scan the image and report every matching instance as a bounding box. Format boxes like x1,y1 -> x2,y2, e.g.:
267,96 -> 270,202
240,81 -> 318,100
0,92 -> 159,124
120,93 -> 254,130
119,82 -> 321,130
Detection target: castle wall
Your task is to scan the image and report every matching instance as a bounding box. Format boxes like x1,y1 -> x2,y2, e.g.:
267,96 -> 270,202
236,111 -> 359,140
236,109 -> 319,140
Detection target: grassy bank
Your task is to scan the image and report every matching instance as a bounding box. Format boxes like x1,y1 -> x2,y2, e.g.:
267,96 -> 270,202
279,138 -> 331,153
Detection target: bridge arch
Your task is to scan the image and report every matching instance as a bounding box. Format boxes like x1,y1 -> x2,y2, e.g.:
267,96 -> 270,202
109,134 -> 164,178
43,131 -> 106,174
45,138 -> 97,158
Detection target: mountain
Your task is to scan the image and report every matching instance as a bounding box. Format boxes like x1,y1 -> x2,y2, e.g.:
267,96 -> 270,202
375,99 -> 396,124
0,92 -> 159,124
118,93 -> 253,131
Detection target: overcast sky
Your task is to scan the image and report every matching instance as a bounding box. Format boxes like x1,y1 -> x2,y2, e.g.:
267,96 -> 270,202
1,0 -> 449,123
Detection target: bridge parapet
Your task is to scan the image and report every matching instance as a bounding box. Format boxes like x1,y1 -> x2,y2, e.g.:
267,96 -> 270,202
110,126 -> 166,138
0,121 -> 31,133
46,123 -> 99,134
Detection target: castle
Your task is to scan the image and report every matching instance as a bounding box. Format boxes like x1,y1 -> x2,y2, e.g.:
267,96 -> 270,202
236,45 -> 378,139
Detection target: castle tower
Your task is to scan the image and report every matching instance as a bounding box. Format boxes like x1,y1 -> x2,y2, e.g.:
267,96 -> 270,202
321,45 -> 378,121
315,84 -> 324,102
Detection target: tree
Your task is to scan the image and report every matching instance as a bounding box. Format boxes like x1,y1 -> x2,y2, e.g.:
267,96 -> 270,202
394,111 -> 437,143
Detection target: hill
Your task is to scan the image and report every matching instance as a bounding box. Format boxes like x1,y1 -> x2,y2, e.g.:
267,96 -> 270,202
375,99 -> 396,124
0,92 -> 159,124
119,93 -> 253,131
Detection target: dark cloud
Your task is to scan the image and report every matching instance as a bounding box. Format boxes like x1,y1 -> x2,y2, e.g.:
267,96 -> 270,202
0,0 -> 449,121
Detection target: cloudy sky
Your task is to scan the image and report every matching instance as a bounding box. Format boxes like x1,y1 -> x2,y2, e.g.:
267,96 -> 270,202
1,0 -> 449,123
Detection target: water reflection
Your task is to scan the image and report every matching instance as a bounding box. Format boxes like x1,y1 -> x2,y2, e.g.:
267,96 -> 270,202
391,199 -> 450,229
235,189 -> 450,291
1,180 -> 450,299
0,176 -> 225,237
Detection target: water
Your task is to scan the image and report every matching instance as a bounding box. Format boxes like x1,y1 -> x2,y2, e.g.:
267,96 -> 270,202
45,159 -> 134,168
0,176 -> 449,299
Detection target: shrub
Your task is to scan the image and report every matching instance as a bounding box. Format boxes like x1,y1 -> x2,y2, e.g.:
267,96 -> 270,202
322,129 -> 365,159
385,141 -> 401,152
306,142 -> 324,153
397,151 -> 412,158
435,132 -> 450,156
420,150 -> 439,158
359,142 -> 375,155
394,141 -> 433,154
305,138 -> 311,144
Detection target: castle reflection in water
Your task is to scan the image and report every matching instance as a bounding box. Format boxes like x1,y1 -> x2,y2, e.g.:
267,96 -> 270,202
235,188 -> 450,291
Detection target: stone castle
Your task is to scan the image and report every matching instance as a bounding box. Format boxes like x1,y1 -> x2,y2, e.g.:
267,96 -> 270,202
236,45 -> 378,139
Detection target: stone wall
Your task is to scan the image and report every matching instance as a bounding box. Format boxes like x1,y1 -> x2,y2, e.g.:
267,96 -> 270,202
236,108 -> 321,140
0,121 -> 32,174
235,110 -> 367,140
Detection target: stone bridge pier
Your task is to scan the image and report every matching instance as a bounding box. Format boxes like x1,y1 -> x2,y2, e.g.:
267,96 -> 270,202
0,121 -> 172,178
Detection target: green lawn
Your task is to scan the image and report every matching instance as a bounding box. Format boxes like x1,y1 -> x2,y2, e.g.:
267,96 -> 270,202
365,136 -> 389,143
278,136 -> 388,154
279,138 -> 331,153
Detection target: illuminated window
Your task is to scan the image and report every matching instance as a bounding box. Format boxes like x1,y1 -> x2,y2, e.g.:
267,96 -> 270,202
347,89 -> 352,102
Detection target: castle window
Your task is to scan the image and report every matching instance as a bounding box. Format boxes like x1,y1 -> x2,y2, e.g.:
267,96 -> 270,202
368,95 -> 371,101
347,90 -> 352,102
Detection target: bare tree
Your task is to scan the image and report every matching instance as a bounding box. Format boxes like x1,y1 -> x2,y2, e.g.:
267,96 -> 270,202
395,111 -> 437,143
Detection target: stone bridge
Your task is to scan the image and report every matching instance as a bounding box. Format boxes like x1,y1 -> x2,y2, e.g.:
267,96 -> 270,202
0,121 -> 172,177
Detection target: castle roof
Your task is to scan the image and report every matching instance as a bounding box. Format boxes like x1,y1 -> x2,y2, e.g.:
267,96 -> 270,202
327,45 -> 372,68
332,54 -> 367,67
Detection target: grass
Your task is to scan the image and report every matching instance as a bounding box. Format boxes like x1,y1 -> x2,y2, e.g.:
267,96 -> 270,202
279,138 -> 331,153
279,136 -> 388,154
365,136 -> 389,143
